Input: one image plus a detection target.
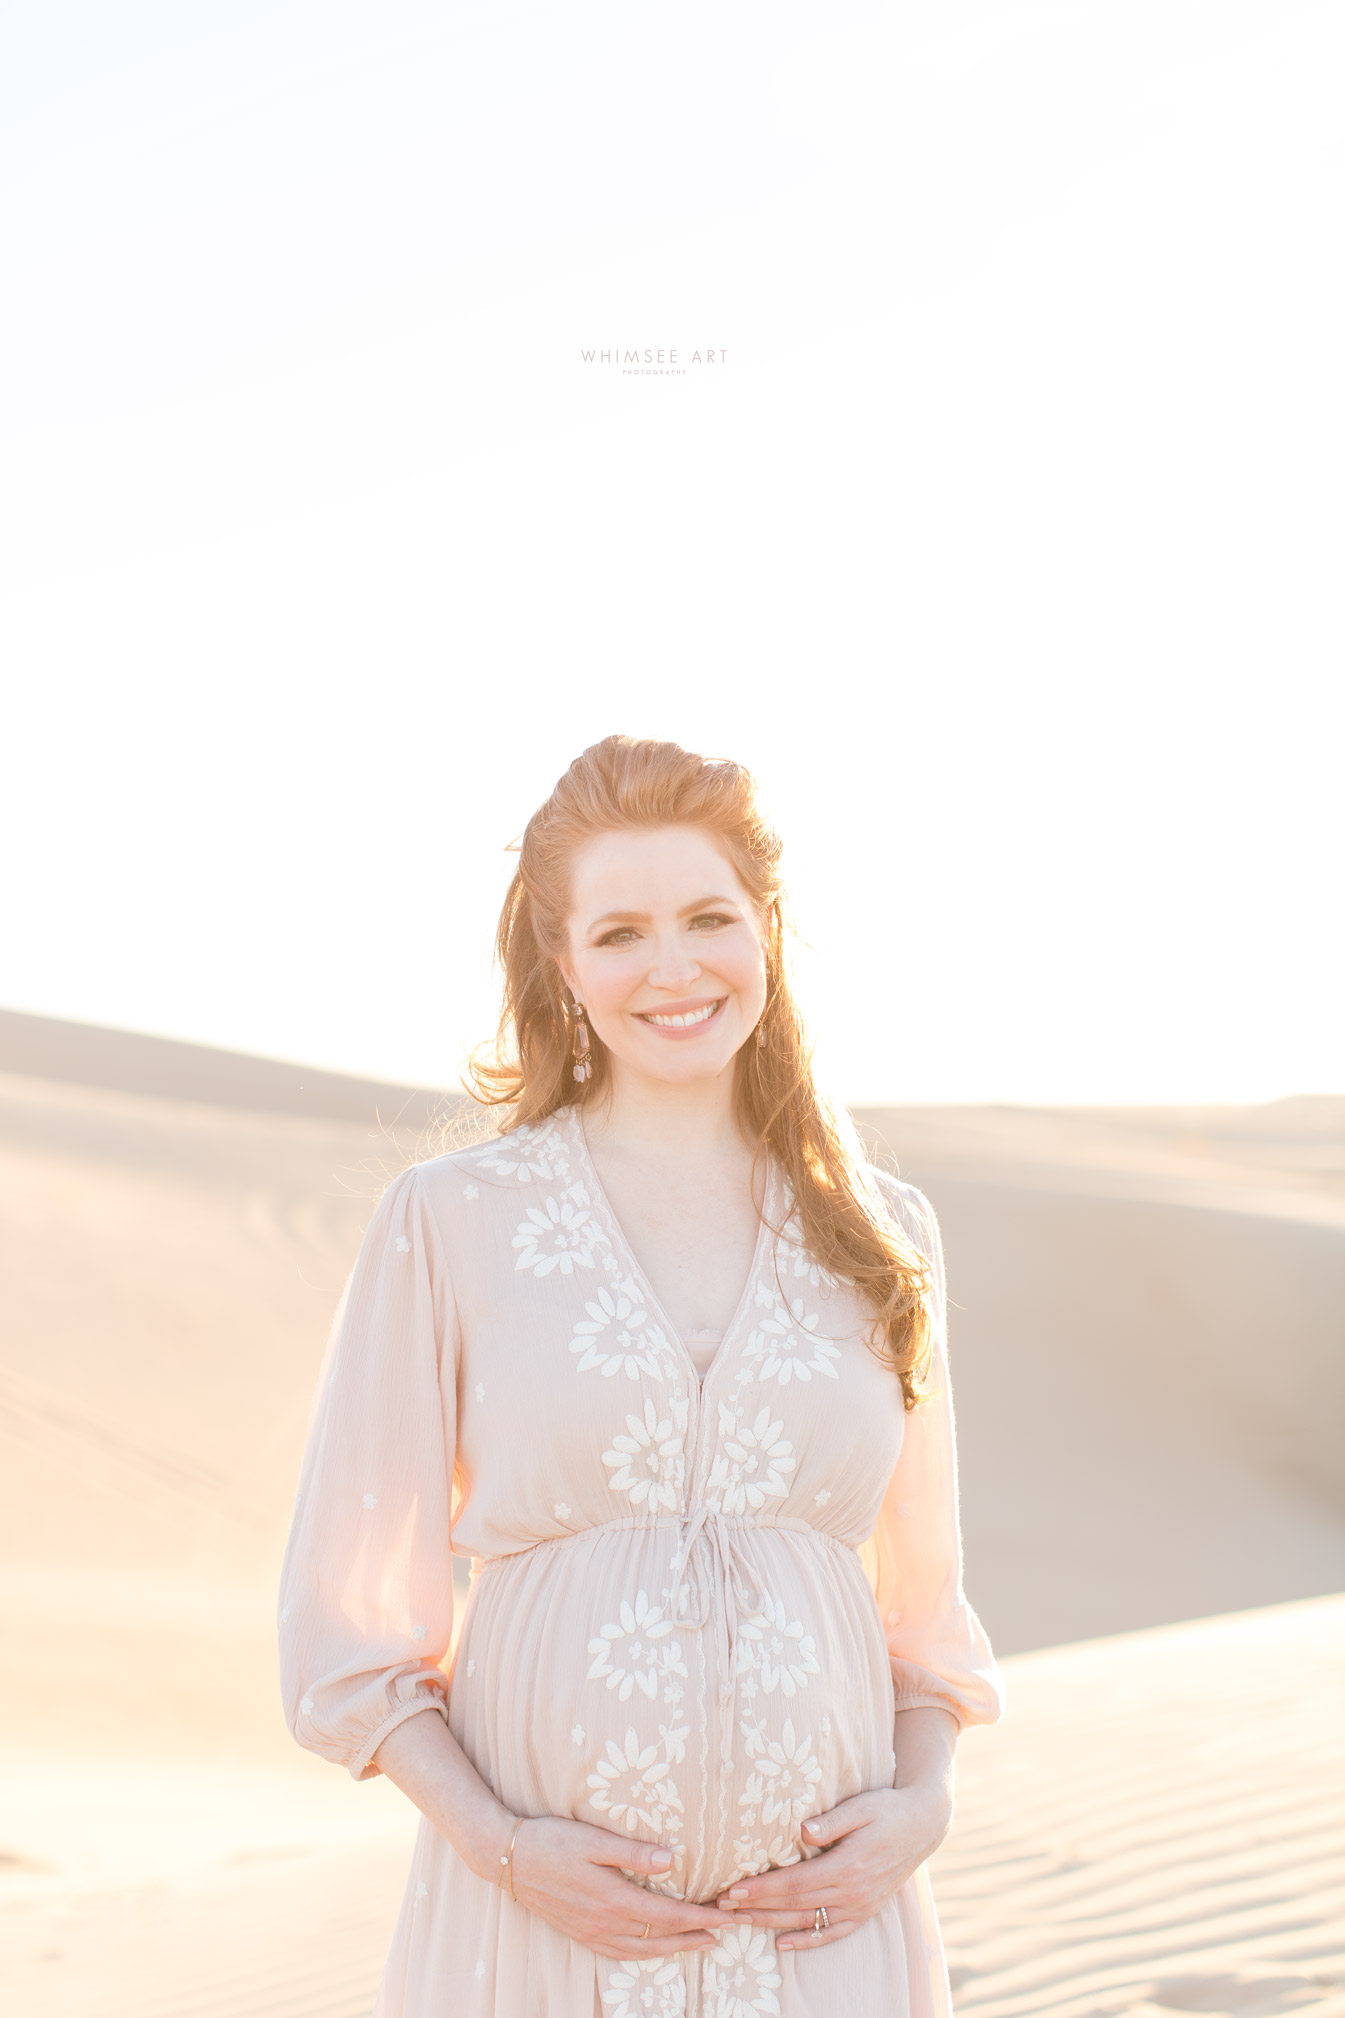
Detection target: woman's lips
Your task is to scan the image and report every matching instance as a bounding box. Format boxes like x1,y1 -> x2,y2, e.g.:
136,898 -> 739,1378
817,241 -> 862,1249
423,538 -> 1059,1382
635,997 -> 727,1035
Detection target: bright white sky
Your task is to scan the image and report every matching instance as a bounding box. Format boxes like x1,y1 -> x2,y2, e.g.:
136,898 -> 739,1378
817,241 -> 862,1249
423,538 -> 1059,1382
2,1 -> 1341,1104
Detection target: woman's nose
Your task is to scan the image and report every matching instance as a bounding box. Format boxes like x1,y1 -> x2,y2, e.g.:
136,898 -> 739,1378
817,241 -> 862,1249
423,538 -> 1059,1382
646,936 -> 700,990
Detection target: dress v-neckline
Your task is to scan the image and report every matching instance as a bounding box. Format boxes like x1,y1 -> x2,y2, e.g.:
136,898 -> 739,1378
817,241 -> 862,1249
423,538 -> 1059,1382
684,1329 -> 724,1388
571,1107 -> 778,1398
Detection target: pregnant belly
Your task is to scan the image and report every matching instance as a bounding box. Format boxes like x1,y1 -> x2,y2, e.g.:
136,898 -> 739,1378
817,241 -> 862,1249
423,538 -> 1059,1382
447,1513 -> 898,1903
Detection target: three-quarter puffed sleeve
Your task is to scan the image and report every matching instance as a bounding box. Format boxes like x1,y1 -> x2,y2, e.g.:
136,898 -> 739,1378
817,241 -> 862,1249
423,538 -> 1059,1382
865,1172 -> 1005,1731
277,1163 -> 458,1780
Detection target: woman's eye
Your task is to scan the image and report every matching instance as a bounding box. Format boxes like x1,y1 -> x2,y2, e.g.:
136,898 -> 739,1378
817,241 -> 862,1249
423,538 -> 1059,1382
595,915 -> 733,947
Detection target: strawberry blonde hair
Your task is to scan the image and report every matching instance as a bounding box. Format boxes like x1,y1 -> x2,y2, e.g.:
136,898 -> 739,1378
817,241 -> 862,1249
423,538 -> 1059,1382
467,735 -> 935,1409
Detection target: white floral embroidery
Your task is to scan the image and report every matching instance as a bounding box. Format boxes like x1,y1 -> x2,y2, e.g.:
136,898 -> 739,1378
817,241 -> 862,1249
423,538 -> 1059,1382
587,1590 -> 688,1705
394,1234 -> 411,1254
463,1183 -> 480,1200
281,1604 -> 291,1622
475,1959 -> 485,1981
701,1923 -> 784,2015
735,1785 -> 815,1856
734,1596 -> 821,1697
572,1722 -> 586,1745
744,1295 -> 841,1384
554,1501 -> 572,1520
602,1395 -> 688,1513
416,1880 -> 427,1900
470,1119 -> 568,1184
601,1955 -> 688,2017
300,1695 -> 314,1715
571,1279 -> 676,1379
412,1622 -> 428,1640
362,1492 -> 377,1510
475,1382 -> 486,1403
512,1191 -> 608,1275
778,1208 -> 849,1293
732,1715 -> 823,1876
586,1725 -> 686,1836
813,1488 -> 831,1507
466,1657 -> 477,1677
657,1717 -> 690,1764
705,1404 -> 797,1514
820,1712 -> 832,1736
787,1249 -> 827,1287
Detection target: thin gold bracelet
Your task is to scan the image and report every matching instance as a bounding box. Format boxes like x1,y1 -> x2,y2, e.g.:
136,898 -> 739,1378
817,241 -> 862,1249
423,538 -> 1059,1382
498,1815 -> 523,1898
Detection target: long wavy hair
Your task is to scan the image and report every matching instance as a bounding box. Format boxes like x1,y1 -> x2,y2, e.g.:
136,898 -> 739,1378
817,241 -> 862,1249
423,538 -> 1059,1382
466,735 -> 935,1409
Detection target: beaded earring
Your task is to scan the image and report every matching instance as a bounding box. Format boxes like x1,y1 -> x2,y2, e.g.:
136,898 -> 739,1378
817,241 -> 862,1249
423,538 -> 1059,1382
571,998 -> 592,1083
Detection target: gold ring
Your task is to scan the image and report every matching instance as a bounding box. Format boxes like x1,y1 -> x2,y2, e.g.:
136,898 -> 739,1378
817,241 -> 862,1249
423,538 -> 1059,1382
639,1921 -> 651,1939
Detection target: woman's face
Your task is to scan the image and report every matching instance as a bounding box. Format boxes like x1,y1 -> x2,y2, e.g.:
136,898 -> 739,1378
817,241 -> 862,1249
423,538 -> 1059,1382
560,824 -> 770,1089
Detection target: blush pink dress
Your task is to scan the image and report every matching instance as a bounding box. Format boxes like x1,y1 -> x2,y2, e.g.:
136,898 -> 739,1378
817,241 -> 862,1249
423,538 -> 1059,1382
277,1105 -> 1004,2018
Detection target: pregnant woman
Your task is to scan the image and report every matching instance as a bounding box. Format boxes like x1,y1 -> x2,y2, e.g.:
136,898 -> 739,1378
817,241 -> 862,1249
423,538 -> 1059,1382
278,734 -> 1004,2018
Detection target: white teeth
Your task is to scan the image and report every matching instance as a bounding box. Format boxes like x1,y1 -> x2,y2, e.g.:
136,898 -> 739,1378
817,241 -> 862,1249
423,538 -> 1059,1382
644,1002 -> 720,1028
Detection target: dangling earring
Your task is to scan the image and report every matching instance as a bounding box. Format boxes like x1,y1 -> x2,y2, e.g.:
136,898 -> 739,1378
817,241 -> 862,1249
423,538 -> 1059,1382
756,1014 -> 767,1049
571,998 -> 592,1083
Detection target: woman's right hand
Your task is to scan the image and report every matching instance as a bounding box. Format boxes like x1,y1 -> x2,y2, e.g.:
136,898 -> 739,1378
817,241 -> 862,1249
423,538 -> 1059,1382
370,1711 -> 735,1958
509,1814 -> 738,1959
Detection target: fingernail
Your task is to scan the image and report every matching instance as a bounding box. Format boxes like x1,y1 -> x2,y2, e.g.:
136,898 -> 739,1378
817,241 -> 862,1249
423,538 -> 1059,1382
727,1886 -> 748,1900
651,1849 -> 672,1868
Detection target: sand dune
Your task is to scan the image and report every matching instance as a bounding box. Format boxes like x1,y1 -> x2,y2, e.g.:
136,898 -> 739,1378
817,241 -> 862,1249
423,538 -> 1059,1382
0,1005 -> 449,1133
933,1594 -> 1345,2018
0,1015 -> 1341,2014
854,1098 -> 1345,1230
854,1104 -> 1345,1653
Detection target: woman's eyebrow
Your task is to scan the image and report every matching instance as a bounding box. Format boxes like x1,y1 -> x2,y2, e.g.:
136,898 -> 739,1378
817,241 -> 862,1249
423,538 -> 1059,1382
587,894 -> 742,930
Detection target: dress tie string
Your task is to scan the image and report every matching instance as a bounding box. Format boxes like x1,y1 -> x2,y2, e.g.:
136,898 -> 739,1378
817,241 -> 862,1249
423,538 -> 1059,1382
667,1505 -> 773,1769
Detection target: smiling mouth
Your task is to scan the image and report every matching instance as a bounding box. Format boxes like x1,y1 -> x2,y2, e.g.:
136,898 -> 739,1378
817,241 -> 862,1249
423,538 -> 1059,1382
636,999 -> 726,1030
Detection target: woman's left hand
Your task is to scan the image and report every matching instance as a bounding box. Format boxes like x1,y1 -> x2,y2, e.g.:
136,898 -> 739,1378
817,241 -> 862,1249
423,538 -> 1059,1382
713,1781 -> 954,1949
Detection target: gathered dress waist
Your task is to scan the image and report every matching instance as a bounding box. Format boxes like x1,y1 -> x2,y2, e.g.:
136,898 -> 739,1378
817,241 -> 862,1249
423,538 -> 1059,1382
468,1509 -> 861,1770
